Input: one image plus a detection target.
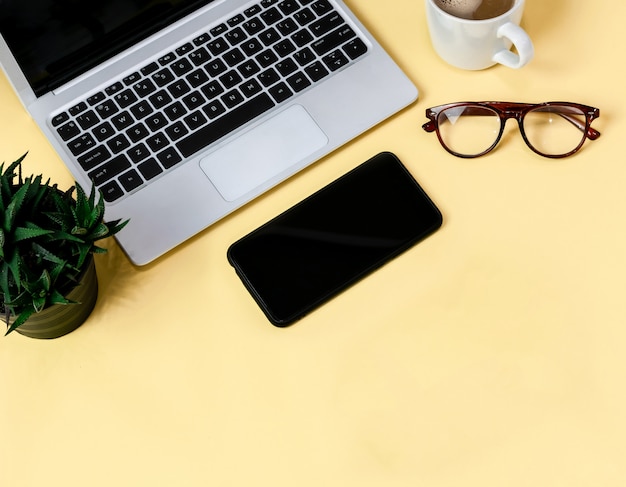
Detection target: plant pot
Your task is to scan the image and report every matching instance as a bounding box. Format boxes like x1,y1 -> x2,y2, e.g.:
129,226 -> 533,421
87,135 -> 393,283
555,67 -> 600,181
15,257 -> 99,339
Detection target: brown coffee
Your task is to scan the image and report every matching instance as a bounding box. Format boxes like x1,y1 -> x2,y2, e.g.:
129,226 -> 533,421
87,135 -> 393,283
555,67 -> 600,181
434,0 -> 515,20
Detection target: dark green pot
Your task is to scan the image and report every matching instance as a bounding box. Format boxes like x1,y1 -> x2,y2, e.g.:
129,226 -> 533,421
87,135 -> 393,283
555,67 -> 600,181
15,257 -> 99,339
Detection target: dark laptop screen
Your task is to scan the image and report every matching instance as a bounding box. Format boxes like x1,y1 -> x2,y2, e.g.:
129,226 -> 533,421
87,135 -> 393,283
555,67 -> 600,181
0,0 -> 216,96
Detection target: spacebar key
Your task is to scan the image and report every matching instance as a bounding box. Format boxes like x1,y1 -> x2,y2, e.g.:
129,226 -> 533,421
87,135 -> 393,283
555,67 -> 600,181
176,94 -> 275,158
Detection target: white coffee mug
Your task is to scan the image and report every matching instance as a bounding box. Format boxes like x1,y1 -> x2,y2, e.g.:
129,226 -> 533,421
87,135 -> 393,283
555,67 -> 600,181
425,0 -> 534,70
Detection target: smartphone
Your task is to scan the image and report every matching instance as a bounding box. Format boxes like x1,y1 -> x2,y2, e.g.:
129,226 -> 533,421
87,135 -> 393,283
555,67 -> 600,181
227,152 -> 443,327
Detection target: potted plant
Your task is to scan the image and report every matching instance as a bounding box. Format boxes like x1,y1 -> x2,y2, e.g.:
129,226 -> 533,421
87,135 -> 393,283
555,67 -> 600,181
1,153 -> 128,338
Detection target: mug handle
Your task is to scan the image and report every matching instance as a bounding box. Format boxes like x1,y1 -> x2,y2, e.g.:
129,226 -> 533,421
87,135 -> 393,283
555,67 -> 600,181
492,22 -> 534,69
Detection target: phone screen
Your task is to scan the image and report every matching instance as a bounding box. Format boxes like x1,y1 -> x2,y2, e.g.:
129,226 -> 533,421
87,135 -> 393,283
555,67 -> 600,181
227,152 -> 443,326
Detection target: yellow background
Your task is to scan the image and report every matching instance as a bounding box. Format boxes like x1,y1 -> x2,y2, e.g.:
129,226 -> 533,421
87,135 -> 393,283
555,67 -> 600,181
2,1 -> 625,485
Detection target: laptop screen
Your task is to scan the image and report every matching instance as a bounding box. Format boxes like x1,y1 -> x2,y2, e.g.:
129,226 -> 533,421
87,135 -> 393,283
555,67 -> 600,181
0,0 -> 216,97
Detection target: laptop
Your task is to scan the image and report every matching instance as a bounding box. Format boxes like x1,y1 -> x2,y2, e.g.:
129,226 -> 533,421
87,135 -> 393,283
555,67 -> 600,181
0,0 -> 417,265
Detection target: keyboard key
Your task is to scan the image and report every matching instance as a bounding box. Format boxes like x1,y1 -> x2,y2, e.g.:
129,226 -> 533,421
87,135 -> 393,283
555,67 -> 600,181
228,14 -> 245,26
123,72 -> 141,85
261,7 -> 282,25
111,111 -> 134,130
107,134 -> 131,154
221,89 -> 245,108
304,61 -> 329,81
69,102 -> 88,116
286,72 -> 311,92
293,47 -> 315,66
133,79 -> 157,97
184,111 -> 208,130
158,52 -> 176,65
258,67 -> 280,86
126,123 -> 149,143
57,121 -> 80,141
219,70 -> 242,88
343,38 -> 368,59
207,38 -> 229,56
238,59 -> 261,78
225,27 -> 247,46
104,82 -> 124,96
115,89 -> 138,108
240,79 -> 262,97
256,49 -> 278,67
291,29 -> 313,47
88,154 -> 132,185
243,18 -> 264,35
93,121 -> 116,142
268,82 -> 293,103
141,62 -> 160,76
167,79 -> 191,98
186,69 -> 209,87
119,169 -> 144,192
176,43 -> 194,55
149,90 -> 173,109
294,8 -> 315,26
203,100 -> 226,119
189,47 -> 210,66
309,12 -> 344,37
275,58 -> 298,76
152,68 -> 175,87
100,181 -> 124,202
259,27 -> 281,46
171,58 -> 193,76
157,147 -> 183,169
145,113 -> 169,131
241,38 -> 264,56
78,146 -> 111,171
224,47 -> 245,67
182,91 -> 205,110
51,112 -> 70,127
165,121 -> 189,141
193,33 -> 210,45
68,133 -> 96,155
276,18 -> 298,36
164,101 -> 187,121
210,24 -> 228,36
138,158 -> 164,180
311,0 -> 333,15
177,93 -> 275,158
311,26 -> 356,56
86,92 -> 106,106
127,143 -> 151,163
146,132 -> 169,152
323,49 -> 349,71
95,100 -> 119,118
201,80 -> 225,99
130,100 -> 154,119
278,1 -> 299,15
206,59 -> 227,77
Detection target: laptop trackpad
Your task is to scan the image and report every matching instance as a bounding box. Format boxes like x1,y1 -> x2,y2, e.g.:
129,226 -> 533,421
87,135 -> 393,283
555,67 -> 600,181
199,105 -> 328,202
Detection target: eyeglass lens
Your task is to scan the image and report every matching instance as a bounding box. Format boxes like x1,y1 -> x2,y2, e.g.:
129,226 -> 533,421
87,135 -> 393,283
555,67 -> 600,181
436,104 -> 589,157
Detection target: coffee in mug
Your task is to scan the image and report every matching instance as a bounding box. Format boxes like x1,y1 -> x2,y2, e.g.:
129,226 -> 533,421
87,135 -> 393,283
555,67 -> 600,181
425,0 -> 534,70
433,0 -> 515,20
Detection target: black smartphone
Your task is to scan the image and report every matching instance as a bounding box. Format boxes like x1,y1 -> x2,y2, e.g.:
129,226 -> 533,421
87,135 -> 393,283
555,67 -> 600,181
227,152 -> 443,327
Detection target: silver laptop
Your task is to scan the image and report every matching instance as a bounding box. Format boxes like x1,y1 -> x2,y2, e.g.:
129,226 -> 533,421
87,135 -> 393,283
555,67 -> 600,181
0,0 -> 417,265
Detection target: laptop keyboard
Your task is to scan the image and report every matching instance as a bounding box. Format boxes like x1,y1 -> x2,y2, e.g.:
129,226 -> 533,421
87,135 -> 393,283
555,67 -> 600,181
50,0 -> 369,203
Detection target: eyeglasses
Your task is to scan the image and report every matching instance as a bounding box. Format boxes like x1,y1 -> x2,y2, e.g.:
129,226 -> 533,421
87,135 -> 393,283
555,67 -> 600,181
422,102 -> 601,158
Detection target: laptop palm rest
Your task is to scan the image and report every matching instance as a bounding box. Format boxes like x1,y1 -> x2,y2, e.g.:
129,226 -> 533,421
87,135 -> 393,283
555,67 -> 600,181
199,105 -> 328,202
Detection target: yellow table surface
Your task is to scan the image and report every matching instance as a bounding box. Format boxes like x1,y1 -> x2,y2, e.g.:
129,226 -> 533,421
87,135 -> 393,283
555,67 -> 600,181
2,1 -> 625,485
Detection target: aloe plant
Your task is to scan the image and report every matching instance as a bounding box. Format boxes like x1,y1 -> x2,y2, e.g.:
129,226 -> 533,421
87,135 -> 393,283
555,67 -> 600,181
0,153 -> 128,335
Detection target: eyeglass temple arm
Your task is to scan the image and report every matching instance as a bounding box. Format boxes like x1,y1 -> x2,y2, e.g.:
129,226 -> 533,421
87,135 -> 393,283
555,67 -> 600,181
558,113 -> 601,140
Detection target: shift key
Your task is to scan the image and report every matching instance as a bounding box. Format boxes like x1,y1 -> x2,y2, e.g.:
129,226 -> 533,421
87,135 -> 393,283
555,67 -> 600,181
88,154 -> 131,186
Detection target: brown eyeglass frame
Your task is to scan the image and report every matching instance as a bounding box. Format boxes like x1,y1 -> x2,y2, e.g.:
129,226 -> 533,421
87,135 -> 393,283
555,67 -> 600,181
422,102 -> 601,158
